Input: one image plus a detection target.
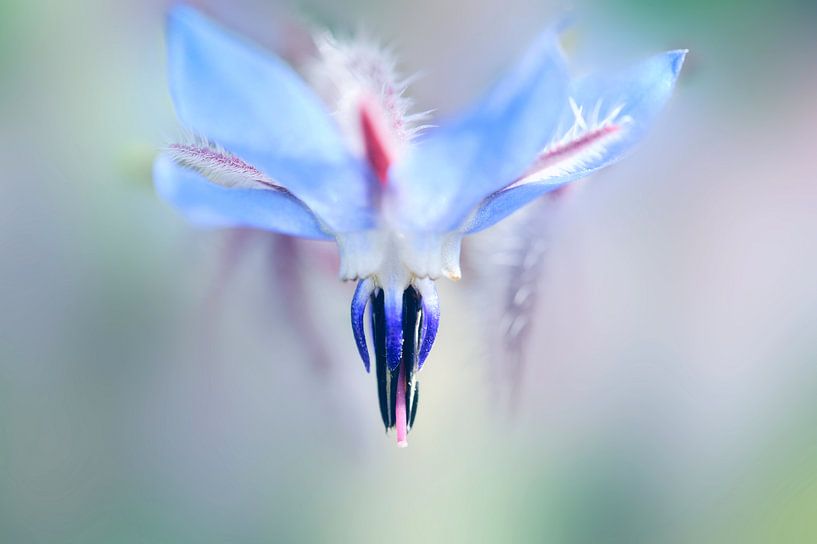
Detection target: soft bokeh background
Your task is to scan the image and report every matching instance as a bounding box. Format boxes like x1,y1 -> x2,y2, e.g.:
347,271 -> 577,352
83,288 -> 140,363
2,0 -> 816,542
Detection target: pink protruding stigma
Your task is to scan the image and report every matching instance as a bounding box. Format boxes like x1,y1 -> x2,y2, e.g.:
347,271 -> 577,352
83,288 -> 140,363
360,100 -> 394,186
395,362 -> 408,447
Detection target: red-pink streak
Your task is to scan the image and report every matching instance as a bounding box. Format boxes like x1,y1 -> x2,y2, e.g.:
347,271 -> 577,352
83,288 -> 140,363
519,124 -> 620,180
360,102 -> 393,186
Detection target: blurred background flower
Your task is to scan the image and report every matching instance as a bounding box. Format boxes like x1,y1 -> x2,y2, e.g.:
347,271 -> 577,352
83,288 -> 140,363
0,0 -> 815,542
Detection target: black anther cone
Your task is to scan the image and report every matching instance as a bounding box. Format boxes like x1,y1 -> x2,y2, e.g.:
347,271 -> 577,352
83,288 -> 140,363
371,286 -> 423,433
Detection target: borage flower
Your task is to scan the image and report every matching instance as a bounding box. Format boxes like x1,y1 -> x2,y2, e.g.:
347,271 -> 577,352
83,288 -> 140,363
154,5 -> 685,447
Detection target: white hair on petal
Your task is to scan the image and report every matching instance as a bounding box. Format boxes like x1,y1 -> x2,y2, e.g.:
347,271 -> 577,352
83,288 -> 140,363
305,32 -> 430,156
507,98 -> 633,189
167,135 -> 283,191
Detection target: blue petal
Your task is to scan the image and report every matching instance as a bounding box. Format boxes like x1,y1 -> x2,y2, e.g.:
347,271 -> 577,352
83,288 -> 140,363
166,6 -> 374,232
154,154 -> 331,240
464,182 -> 568,234
390,30 -> 569,233
465,50 -> 687,234
415,279 -> 439,369
557,49 -> 687,179
351,278 -> 375,372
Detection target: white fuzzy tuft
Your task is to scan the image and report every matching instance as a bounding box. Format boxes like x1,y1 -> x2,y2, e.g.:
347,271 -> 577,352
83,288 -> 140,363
305,33 -> 430,158
167,136 -> 283,191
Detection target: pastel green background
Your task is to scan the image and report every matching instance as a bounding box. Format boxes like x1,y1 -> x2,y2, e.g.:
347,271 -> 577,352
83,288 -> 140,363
1,0 -> 816,542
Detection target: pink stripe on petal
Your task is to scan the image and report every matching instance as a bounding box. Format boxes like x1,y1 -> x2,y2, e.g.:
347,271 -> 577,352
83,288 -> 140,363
538,124 -> 619,164
168,141 -> 282,190
512,123 -> 621,187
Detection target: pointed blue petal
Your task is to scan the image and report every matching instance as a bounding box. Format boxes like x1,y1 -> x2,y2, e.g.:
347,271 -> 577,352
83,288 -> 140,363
166,6 -> 374,232
154,154 -> 331,240
351,278 -> 375,372
548,49 -> 687,182
415,279 -> 440,369
465,50 -> 687,234
167,5 -> 345,160
390,30 -> 569,233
